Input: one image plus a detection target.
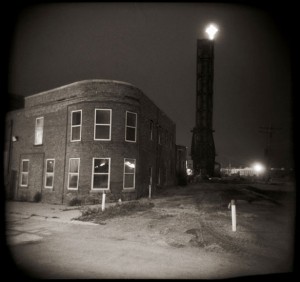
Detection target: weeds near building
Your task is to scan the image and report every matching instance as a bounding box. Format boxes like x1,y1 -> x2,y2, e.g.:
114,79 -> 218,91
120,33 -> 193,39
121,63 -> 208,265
75,200 -> 154,223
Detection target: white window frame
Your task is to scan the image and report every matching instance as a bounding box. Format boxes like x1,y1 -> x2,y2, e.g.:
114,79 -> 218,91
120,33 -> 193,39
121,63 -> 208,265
150,120 -> 153,141
68,158 -> 80,190
94,109 -> 112,141
125,111 -> 137,143
45,159 -> 55,188
158,127 -> 161,145
71,110 -> 82,142
20,159 -> 29,187
34,117 -> 44,145
123,158 -> 136,189
91,157 -> 111,190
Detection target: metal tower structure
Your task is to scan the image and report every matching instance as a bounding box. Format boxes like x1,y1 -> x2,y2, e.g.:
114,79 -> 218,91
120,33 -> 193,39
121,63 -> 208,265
191,38 -> 216,177
259,124 -> 281,179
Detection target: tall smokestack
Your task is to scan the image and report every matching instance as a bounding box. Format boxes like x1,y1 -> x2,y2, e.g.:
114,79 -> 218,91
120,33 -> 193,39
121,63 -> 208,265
191,37 -> 216,178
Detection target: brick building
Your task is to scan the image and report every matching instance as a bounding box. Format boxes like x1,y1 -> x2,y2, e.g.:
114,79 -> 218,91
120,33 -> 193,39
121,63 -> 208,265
4,80 -> 178,204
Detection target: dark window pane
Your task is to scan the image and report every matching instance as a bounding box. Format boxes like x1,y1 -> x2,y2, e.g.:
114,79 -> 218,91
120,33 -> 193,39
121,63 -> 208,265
126,127 -> 136,141
124,174 -> 134,188
126,112 -> 136,127
69,175 -> 78,188
69,159 -> 79,173
21,173 -> 28,186
22,161 -> 29,172
124,159 -> 135,173
150,121 -> 153,139
94,159 -> 109,173
95,125 -> 110,139
95,125 -> 110,140
46,160 -> 54,173
93,174 -> 108,189
46,175 -> 53,187
72,111 -> 81,125
96,110 -> 110,124
72,126 -> 81,141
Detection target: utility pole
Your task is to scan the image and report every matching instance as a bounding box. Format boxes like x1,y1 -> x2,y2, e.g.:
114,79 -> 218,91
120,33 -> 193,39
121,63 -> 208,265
259,124 -> 281,181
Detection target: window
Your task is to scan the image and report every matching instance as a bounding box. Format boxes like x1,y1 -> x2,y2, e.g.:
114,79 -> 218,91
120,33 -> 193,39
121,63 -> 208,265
71,110 -> 82,141
20,159 -> 29,187
123,158 -> 136,189
68,158 -> 80,190
45,159 -> 55,188
125,111 -> 137,142
94,109 -> 111,140
34,117 -> 44,145
150,120 -> 153,141
92,158 -> 110,190
158,127 -> 161,145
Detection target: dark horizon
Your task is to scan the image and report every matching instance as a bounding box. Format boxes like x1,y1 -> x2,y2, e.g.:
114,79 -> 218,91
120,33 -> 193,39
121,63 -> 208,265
4,2 -> 295,169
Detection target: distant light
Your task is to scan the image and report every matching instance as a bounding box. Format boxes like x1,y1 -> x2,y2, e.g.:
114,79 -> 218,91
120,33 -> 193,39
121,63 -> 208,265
205,24 -> 219,40
252,163 -> 265,173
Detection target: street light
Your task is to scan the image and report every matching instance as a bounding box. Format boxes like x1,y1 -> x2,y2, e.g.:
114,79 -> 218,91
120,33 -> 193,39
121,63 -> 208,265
252,162 -> 265,174
205,24 -> 219,40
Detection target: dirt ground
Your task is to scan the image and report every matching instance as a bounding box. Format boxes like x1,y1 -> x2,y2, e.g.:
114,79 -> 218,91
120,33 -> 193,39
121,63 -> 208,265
5,181 -> 296,279
75,181 -> 296,275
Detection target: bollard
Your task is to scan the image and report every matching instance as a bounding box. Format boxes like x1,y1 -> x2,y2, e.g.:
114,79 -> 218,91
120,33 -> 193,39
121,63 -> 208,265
102,192 -> 106,212
149,185 -> 152,199
231,199 -> 236,232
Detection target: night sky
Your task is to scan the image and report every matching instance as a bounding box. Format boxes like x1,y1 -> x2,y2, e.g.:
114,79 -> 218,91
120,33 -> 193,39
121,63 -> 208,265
6,2 -> 294,169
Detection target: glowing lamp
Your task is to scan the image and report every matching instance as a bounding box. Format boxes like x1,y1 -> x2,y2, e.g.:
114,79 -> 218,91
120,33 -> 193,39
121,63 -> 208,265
253,163 -> 265,173
205,24 -> 219,40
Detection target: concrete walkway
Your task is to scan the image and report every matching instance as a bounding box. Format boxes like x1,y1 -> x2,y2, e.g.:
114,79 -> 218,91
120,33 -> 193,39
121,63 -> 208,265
5,201 -> 96,225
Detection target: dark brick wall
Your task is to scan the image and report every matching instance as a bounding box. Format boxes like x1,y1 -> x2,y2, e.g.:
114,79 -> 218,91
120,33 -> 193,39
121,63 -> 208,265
4,80 -> 177,204
5,103 -> 68,203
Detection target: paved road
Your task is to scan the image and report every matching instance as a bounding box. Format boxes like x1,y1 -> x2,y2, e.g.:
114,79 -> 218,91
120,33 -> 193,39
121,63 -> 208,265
4,215 -> 280,279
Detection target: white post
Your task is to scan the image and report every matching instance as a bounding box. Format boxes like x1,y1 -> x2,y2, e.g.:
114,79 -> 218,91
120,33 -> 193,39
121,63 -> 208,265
102,192 -> 106,211
231,199 -> 236,232
149,185 -> 152,199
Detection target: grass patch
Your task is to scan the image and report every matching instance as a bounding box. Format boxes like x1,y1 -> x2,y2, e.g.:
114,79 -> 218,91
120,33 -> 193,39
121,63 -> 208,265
75,200 -> 154,223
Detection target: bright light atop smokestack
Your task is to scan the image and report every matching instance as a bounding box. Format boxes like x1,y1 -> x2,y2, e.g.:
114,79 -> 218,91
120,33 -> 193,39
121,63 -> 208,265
205,24 -> 219,40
